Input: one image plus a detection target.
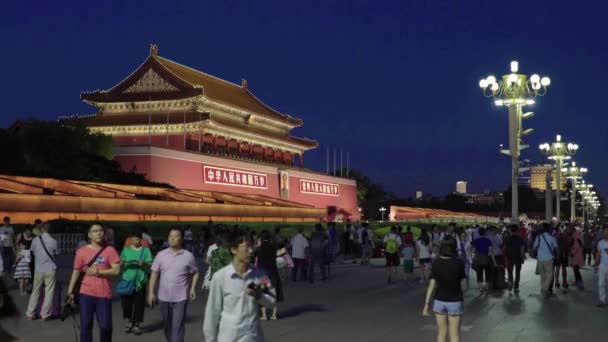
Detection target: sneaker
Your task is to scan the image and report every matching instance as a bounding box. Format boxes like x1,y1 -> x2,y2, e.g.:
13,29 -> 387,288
125,322 -> 134,333
132,325 -> 142,336
596,302 -> 607,308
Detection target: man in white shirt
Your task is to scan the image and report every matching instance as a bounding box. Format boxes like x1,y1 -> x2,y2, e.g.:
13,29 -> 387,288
203,231 -> 275,342
594,227 -> 608,307
0,216 -> 15,273
25,223 -> 58,320
290,228 -> 309,282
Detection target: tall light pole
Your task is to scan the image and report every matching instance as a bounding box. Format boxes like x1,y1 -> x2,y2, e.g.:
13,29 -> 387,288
580,185 -> 595,223
577,181 -> 592,223
379,207 -> 387,222
561,161 -> 588,222
539,134 -> 578,220
479,61 -> 551,223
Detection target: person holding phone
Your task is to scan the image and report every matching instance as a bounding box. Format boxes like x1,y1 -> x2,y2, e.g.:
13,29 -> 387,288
119,227 -> 153,335
204,230 -> 276,342
66,223 -> 121,342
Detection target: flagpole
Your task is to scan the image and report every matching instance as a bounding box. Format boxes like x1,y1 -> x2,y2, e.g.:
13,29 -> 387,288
347,151 -> 349,177
333,147 -> 336,176
326,145 -> 329,174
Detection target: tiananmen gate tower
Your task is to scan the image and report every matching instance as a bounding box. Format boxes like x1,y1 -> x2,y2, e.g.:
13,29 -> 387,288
59,45 -> 358,221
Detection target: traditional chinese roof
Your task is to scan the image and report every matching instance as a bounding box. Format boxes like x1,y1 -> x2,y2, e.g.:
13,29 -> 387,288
81,45 -> 302,126
60,111 -> 207,126
59,112 -> 318,148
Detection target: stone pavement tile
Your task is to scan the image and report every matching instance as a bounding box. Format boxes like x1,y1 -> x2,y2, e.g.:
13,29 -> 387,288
478,331 -> 519,342
516,335 -> 551,342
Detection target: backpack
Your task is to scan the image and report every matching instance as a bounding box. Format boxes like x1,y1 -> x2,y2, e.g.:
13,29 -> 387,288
361,229 -> 369,246
385,235 -> 399,254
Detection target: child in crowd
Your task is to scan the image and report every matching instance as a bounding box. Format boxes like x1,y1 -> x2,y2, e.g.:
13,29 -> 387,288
402,240 -> 416,281
13,242 -> 32,296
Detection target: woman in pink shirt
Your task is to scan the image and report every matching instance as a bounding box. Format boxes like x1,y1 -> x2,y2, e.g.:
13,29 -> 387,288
67,224 -> 121,342
570,228 -> 585,289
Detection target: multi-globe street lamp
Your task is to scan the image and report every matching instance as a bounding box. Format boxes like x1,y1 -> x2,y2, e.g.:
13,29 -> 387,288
578,181 -> 593,223
379,206 -> 387,222
479,61 -> 551,223
583,191 -> 599,222
561,161 -> 588,222
539,134 -> 578,220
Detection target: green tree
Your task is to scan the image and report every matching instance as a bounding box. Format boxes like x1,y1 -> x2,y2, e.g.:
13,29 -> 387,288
0,119 -> 170,187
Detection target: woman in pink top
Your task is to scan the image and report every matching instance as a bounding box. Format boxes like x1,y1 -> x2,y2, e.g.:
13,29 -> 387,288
570,228 -> 585,289
67,224 -> 120,342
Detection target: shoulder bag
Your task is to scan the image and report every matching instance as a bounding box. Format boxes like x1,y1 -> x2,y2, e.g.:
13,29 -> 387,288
38,235 -> 56,264
116,248 -> 145,296
71,245 -> 107,304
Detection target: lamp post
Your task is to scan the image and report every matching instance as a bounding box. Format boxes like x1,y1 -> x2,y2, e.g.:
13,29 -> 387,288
583,192 -> 598,222
561,161 -> 588,222
479,61 -> 551,223
578,182 -> 593,223
379,207 -> 387,222
539,134 -> 578,220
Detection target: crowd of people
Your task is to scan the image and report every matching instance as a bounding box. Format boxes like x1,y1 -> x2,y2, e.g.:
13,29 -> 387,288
413,219 -> 608,342
0,216 -> 607,342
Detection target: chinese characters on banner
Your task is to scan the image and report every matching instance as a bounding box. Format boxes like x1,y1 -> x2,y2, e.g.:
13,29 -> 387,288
203,165 -> 268,189
299,179 -> 339,196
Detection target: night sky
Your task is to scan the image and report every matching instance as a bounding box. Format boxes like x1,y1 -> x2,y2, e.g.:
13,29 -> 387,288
2,1 -> 607,198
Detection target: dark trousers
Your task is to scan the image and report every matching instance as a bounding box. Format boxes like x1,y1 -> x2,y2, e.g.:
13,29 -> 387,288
475,263 -> 491,283
291,258 -> 307,281
159,300 -> 188,342
507,261 -> 522,289
120,288 -> 146,324
573,265 -> 583,284
1,247 -> 14,272
583,248 -> 593,265
309,254 -> 326,283
80,294 -> 113,342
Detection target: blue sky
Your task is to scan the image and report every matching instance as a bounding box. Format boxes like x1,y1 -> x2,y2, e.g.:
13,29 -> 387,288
1,0 -> 606,197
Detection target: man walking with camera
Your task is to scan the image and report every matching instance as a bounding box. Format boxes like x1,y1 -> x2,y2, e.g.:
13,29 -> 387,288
204,230 -> 276,342
25,223 -> 58,320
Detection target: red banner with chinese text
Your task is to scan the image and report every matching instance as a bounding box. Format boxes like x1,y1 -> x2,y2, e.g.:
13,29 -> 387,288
203,165 -> 268,189
299,179 -> 339,196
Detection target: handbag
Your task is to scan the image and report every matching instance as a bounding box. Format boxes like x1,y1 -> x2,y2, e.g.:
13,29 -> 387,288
116,248 -> 145,296
0,278 -> 18,318
72,246 -> 107,304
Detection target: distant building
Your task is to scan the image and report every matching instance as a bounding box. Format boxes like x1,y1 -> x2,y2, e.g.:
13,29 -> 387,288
456,181 -> 467,194
416,191 -> 423,199
465,192 -> 504,206
530,164 -> 565,191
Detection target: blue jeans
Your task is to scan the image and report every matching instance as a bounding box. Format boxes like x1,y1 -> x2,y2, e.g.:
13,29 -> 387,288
80,294 -> 113,342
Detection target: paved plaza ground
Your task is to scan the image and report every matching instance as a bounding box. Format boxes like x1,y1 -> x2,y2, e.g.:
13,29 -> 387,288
2,257 -> 608,342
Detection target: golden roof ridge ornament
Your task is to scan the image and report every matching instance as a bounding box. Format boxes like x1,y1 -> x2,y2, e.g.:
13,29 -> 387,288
150,44 -> 158,56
